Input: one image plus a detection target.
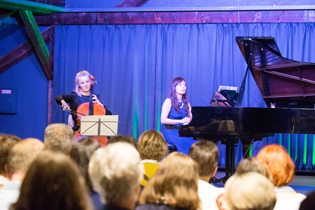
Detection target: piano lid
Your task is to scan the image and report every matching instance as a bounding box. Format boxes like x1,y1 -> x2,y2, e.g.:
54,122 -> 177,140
236,37 -> 315,108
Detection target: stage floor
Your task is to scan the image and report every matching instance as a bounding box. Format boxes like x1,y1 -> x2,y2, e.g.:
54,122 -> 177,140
215,172 -> 315,195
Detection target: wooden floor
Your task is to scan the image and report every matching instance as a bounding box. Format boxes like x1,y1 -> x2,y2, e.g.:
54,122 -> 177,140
215,172 -> 315,195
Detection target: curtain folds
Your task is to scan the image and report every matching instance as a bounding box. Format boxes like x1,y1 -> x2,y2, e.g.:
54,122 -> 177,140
53,23 -> 315,169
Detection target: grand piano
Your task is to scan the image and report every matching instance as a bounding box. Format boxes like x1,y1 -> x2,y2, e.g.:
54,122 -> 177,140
179,37 -> 315,179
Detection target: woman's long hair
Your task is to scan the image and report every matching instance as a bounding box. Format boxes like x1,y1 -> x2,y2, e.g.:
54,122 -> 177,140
12,150 -> 92,210
74,70 -> 92,96
169,77 -> 189,115
69,138 -> 100,192
139,152 -> 200,210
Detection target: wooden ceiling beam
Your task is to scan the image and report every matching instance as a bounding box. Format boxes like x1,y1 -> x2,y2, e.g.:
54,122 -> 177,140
0,27 -> 51,75
19,10 -> 53,80
115,0 -> 150,8
33,10 -> 315,25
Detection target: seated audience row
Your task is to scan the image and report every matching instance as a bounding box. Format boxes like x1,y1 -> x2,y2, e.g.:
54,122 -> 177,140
0,124 -> 309,210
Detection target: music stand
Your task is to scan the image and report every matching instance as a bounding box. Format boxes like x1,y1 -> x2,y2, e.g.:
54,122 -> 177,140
80,115 -> 119,143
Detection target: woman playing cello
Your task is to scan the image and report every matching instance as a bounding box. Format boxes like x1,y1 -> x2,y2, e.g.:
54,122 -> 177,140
55,70 -> 112,135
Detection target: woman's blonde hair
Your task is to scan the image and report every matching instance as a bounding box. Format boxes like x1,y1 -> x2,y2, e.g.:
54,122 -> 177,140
137,130 -> 167,161
225,172 -> 276,210
74,70 -> 91,96
235,156 -> 273,182
139,152 -> 200,210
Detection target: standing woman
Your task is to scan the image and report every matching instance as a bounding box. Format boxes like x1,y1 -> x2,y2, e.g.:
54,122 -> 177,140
161,77 -> 196,155
55,70 -> 112,134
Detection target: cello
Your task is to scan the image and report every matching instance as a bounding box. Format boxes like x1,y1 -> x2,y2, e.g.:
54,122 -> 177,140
74,75 -> 108,146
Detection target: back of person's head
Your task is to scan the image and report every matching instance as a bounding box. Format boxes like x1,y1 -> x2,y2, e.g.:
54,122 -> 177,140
89,142 -> 143,205
107,135 -> 138,150
188,140 -> 218,178
44,123 -> 74,155
236,156 -> 273,182
138,130 -> 167,161
299,190 -> 315,210
7,138 -> 44,176
12,150 -> 91,210
70,137 -> 100,192
256,144 -> 294,186
225,172 -> 276,210
0,134 -> 20,175
139,152 -> 200,210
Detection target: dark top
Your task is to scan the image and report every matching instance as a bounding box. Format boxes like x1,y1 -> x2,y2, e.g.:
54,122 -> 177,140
136,204 -> 190,210
98,204 -> 131,210
55,92 -> 112,131
89,190 -> 103,210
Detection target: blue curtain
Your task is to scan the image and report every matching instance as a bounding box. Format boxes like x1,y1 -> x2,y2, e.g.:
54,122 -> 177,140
53,23 -> 315,169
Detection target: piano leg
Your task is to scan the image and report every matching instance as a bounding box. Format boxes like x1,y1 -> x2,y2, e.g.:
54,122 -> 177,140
222,140 -> 237,183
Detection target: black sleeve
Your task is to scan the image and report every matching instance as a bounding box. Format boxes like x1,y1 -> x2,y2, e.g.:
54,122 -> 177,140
96,94 -> 112,115
55,93 -> 75,105
105,106 -> 112,115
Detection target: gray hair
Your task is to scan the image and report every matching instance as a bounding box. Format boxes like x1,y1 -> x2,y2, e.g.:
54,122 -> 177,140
7,138 -> 45,174
44,123 -> 74,155
226,172 -> 276,210
89,142 -> 144,204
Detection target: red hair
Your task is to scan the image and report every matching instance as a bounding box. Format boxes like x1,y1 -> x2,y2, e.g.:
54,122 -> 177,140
169,77 -> 189,115
256,144 -> 295,186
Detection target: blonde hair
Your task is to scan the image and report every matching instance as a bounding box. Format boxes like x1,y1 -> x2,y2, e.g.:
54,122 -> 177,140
44,123 -> 74,155
235,156 -> 273,182
74,70 -> 92,96
139,152 -> 200,210
12,150 -> 92,210
226,172 -> 276,210
138,130 -> 167,161
7,138 -> 45,174
89,142 -> 144,204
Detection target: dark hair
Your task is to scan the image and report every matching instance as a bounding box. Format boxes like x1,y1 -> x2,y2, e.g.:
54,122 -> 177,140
189,140 -> 219,177
69,137 -> 100,192
169,77 -> 189,115
107,135 -> 138,150
12,150 -> 92,210
0,134 -> 20,174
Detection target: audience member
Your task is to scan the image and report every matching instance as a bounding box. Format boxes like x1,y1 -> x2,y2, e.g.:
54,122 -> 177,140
137,152 -> 200,210
216,156 -> 274,210
137,130 -> 167,187
257,144 -> 306,210
70,137 -> 101,209
44,123 -> 74,155
107,135 -> 138,150
225,172 -> 276,210
0,134 -> 20,189
235,156 -> 273,182
299,190 -> 315,210
89,142 -> 144,210
11,150 -> 92,210
0,138 -> 44,210
189,140 -> 225,210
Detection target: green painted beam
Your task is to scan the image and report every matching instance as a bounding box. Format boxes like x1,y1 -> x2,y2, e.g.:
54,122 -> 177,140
19,10 -> 52,79
0,0 -> 65,14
